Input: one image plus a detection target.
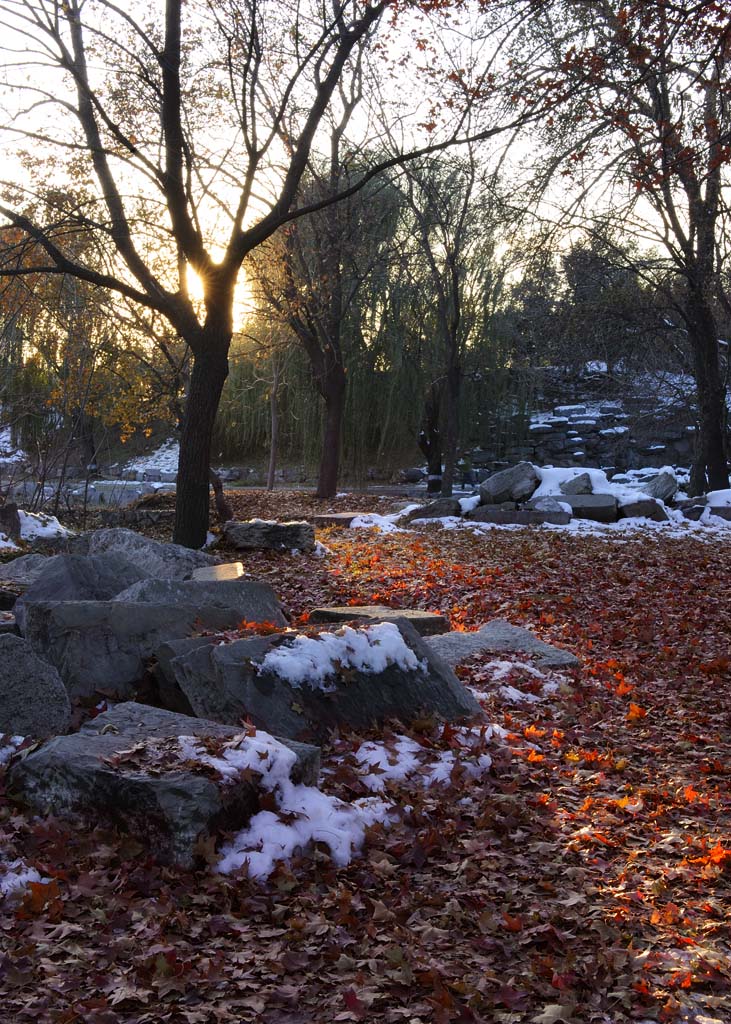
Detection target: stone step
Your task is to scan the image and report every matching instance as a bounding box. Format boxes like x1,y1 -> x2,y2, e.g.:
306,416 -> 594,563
309,605 -> 450,636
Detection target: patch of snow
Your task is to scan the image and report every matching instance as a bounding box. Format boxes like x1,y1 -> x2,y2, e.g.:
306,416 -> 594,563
349,507 -> 419,533
0,425 -> 26,464
0,859 -> 44,899
312,540 -> 331,558
123,438 -> 179,476
257,622 -> 425,690
706,489 -> 731,507
458,494 -> 481,514
18,510 -> 73,541
0,735 -> 24,767
599,426 -> 629,437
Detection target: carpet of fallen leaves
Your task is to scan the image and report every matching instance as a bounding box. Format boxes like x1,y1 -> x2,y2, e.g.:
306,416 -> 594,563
2,494 -> 731,1024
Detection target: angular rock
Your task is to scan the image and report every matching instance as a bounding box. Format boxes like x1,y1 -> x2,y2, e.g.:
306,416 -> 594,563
465,502 -> 517,521
112,577 -> 287,627
155,618 -> 480,742
558,493 -> 618,522
528,496 -> 572,513
223,520 -> 315,552
0,635 -> 71,738
191,562 -> 245,582
308,605 -> 450,636
8,702 -> 319,867
479,462 -> 539,505
464,508 -> 570,526
69,527 -> 217,578
0,553 -> 56,587
708,506 -> 731,521
23,600 -> 253,699
400,467 -> 426,483
424,619 -> 579,670
618,498 -> 669,522
403,497 -> 462,522
14,553 -> 146,633
559,472 -> 593,495
681,504 -> 707,522
642,471 -> 677,503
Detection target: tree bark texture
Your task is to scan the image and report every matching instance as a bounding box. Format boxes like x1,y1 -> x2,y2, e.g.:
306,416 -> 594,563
173,343 -> 229,548
686,292 -> 728,492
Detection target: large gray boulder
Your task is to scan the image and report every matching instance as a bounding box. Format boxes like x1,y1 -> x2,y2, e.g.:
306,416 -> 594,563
22,600 -> 251,699
155,618 -> 480,742
69,528 -> 217,578
557,493 -> 618,522
559,473 -> 593,495
479,463 -> 539,505
112,577 -> 287,627
424,620 -> 579,671
8,703 -> 320,867
0,635 -> 71,738
223,520 -> 315,552
642,471 -> 677,503
14,553 -> 146,633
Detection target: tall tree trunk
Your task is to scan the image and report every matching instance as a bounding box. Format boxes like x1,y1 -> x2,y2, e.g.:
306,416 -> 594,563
419,381 -> 443,495
266,358 -> 281,491
687,294 -> 728,493
441,363 -> 461,496
316,363 -> 346,498
174,341 -> 229,548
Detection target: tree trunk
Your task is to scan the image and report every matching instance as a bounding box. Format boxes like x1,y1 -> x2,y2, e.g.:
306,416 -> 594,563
209,468 -> 233,524
419,381 -> 443,495
173,343 -> 230,548
441,363 -> 461,497
687,295 -> 728,493
266,359 -> 281,491
316,363 -> 346,498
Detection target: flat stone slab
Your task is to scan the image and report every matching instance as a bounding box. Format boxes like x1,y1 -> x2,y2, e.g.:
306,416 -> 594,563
224,520 -> 315,552
424,620 -> 579,671
156,618 -> 480,743
466,508 -> 571,526
557,493 -> 618,523
313,513 -> 361,528
191,562 -> 245,582
112,577 -> 287,627
618,498 -> 669,522
308,605 -> 450,636
8,703 -> 320,867
708,506 -> 731,521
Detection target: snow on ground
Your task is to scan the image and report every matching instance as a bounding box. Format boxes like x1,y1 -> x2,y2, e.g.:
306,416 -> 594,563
0,425 -> 26,464
257,622 -> 425,690
0,859 -> 45,901
351,729 -> 494,792
122,438 -> 179,476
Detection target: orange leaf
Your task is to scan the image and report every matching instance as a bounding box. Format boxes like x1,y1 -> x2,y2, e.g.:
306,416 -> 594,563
626,702 -> 647,721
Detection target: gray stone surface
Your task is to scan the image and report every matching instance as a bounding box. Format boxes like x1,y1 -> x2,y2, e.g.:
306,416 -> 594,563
0,634 -> 71,738
112,577 -> 287,627
465,508 -> 571,526
191,562 -> 245,582
708,506 -> 731,521
557,493 -> 618,522
424,619 -> 579,670
403,497 -> 462,522
642,471 -> 677,503
559,473 -> 593,495
308,605 -> 450,636
479,462 -> 540,505
14,553 -> 146,633
69,527 -> 217,578
525,496 -> 573,514
224,520 -> 315,552
156,618 -> 480,742
682,504 -> 707,522
0,553 -> 56,587
8,702 -> 320,867
23,600 -> 247,699
0,503 -> 21,542
618,498 -> 669,522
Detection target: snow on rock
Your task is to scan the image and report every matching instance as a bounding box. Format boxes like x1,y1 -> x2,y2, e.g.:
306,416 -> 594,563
706,489 -> 731,507
257,622 -> 425,691
458,494 -> 481,514
19,510 -> 73,542
349,507 -> 418,533
0,735 -> 24,768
